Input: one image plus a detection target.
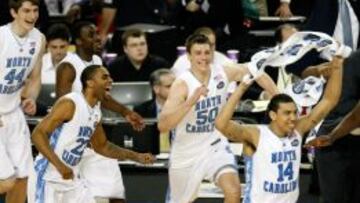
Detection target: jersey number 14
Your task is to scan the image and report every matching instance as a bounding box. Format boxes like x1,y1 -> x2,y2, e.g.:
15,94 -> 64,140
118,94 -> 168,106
277,162 -> 294,182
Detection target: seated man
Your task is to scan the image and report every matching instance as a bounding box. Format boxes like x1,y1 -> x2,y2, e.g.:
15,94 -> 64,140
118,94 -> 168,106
134,69 -> 175,118
41,23 -> 71,85
108,29 -> 170,82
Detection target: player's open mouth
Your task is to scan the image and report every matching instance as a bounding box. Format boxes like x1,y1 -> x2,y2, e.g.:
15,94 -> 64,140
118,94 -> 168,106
105,86 -> 112,94
25,20 -> 34,25
288,123 -> 295,128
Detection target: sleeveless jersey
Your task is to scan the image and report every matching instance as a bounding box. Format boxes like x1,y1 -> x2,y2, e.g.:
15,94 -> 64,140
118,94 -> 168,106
34,92 -> 101,183
0,24 -> 43,114
61,52 -> 102,93
170,65 -> 230,168
243,125 -> 302,203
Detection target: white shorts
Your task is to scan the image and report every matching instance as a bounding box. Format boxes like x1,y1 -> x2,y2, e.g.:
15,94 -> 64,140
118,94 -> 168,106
80,148 -> 125,199
35,179 -> 95,203
0,107 -> 32,179
168,142 -> 238,203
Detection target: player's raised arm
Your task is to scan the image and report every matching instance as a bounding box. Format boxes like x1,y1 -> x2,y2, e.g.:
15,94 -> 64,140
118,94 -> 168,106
224,63 -> 279,97
158,79 -> 207,132
215,80 -> 259,144
296,56 -> 344,136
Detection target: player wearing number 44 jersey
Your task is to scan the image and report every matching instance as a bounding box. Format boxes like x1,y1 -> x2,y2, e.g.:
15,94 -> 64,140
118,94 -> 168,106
32,65 -> 155,203
215,56 -> 344,203
158,34 -> 279,203
0,0 -> 46,202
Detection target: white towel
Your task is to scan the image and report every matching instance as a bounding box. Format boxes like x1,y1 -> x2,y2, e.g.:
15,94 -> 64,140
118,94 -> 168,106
248,31 -> 352,78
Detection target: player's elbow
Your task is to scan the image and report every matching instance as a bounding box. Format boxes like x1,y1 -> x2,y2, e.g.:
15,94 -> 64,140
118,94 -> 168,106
157,114 -> 174,132
92,144 -> 107,157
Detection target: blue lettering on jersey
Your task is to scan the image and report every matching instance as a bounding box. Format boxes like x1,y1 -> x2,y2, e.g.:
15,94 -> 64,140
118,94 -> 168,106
6,57 -> 32,68
0,81 -> 25,94
263,180 -> 297,193
0,57 -> 31,95
271,150 -> 297,163
263,150 -> 298,194
186,95 -> 221,133
62,126 -> 93,166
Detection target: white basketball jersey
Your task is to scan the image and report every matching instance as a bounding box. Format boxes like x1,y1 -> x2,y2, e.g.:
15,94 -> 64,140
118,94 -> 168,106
61,52 -> 102,93
170,66 -> 230,168
0,24 -> 43,113
34,92 -> 101,183
243,125 -> 302,203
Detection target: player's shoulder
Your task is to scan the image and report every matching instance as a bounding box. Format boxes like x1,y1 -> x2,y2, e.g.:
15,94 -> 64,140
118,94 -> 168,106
51,94 -> 77,114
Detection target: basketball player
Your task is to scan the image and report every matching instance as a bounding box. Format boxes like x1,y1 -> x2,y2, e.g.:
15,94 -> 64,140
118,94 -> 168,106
158,34 -> 278,203
32,65 -> 155,203
55,21 -> 144,203
0,0 -> 45,203
214,56 -> 343,203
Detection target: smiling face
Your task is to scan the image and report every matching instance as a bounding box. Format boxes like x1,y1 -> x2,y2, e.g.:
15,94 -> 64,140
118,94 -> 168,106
11,1 -> 39,34
89,67 -> 113,101
270,102 -> 298,134
188,43 -> 212,72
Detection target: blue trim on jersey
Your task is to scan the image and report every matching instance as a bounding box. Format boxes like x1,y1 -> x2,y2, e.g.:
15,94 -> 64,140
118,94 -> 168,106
170,129 -> 176,143
34,125 -> 63,203
243,156 -> 253,203
165,184 -> 171,203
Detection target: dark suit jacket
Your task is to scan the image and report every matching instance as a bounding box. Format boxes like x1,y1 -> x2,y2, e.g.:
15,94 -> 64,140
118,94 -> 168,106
305,0 -> 360,48
133,99 -> 157,118
107,55 -> 169,82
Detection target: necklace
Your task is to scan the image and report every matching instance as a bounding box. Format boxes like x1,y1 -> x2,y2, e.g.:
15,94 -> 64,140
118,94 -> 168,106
9,25 -> 29,52
82,93 -> 96,121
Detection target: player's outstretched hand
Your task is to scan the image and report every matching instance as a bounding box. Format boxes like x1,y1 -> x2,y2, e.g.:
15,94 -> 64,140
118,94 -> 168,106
126,111 -> 145,131
56,163 -> 74,180
188,85 -> 208,106
304,136 -> 333,148
136,153 -> 156,165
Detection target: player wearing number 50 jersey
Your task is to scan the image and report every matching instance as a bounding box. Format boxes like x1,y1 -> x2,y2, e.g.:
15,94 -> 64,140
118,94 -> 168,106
158,34 -> 279,203
32,65 -> 155,203
215,56 -> 344,203
0,0 -> 45,202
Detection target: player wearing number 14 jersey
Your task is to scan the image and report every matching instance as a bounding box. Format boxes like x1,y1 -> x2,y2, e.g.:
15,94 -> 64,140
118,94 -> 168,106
215,56 -> 344,203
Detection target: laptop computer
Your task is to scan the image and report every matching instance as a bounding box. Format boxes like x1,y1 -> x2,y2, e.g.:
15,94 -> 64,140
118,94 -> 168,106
102,82 -> 153,117
104,121 -> 160,155
110,82 -> 152,106
37,84 -> 57,109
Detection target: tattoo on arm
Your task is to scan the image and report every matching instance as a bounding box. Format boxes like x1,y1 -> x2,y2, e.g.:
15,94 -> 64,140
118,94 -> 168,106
102,142 -> 137,161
